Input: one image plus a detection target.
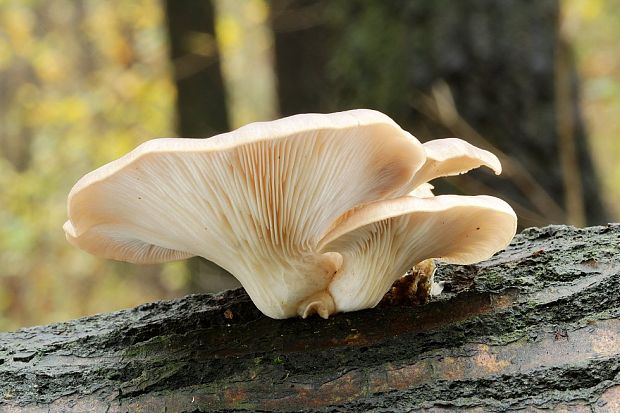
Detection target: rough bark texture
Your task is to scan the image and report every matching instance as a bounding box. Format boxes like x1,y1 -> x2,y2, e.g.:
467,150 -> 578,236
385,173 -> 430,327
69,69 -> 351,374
1,225 -> 619,412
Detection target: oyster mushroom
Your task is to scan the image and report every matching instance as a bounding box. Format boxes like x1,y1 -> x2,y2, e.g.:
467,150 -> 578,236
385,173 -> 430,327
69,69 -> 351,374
64,109 -> 517,319
318,195 -> 517,313
316,138 -> 516,313
64,109 -> 427,319
409,137 -> 502,189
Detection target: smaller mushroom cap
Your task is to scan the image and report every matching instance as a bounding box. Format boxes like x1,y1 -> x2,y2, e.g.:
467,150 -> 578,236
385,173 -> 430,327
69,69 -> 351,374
408,138 -> 502,190
318,194 -> 517,313
314,136 -> 514,314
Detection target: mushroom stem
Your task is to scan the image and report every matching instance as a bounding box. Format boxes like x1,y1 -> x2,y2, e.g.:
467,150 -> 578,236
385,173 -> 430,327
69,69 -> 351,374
297,290 -> 336,319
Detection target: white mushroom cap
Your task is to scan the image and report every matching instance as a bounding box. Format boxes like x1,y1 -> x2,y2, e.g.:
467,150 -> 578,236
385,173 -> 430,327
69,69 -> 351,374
64,109 -> 426,319
408,138 -> 502,190
318,195 -> 517,313
313,137 -> 515,314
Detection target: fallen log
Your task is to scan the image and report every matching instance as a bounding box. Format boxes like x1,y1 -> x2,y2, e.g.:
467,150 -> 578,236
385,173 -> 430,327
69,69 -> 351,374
1,225 -> 619,412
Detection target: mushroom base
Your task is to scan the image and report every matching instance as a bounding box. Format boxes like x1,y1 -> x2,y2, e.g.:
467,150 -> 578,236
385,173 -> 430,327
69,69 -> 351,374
297,290 -> 336,319
380,259 -> 438,307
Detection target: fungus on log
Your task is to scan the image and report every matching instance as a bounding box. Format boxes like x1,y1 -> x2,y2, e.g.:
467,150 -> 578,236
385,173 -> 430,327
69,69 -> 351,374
1,224 -> 619,412
63,109 -> 516,319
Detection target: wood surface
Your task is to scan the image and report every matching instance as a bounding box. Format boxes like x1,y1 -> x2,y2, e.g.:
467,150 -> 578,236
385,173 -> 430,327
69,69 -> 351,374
1,225 -> 619,412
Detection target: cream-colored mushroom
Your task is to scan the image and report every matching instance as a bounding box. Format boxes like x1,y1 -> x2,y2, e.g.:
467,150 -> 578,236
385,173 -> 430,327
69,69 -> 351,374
408,137 -> 502,190
317,195 -> 517,313
315,137 -> 516,314
64,109 -> 517,320
64,109 -> 427,319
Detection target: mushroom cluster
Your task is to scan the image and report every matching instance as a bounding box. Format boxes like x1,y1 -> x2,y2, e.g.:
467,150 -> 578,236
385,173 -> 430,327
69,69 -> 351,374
64,109 -> 516,319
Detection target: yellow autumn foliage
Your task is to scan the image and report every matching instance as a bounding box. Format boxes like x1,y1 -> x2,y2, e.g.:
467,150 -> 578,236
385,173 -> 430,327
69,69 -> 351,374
0,0 -> 184,330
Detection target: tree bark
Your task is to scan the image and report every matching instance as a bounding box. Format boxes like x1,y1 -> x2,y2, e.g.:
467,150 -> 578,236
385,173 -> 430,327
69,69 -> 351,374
1,224 -> 619,412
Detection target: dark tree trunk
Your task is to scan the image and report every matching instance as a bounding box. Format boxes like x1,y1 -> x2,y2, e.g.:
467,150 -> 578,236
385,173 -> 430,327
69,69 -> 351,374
273,0 -> 608,228
164,0 -> 228,137
1,225 -> 619,412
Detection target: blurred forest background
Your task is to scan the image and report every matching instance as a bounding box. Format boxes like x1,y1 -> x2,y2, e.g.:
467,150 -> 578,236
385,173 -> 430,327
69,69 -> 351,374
0,0 -> 618,330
